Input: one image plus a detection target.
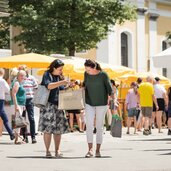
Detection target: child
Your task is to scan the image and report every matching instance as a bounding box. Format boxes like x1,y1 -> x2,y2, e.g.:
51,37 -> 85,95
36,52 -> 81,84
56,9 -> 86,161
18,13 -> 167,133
126,82 -> 140,134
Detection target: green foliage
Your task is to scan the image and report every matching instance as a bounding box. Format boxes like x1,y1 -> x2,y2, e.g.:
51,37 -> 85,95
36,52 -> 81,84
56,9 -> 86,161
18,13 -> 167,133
0,17 -> 10,49
8,0 -> 137,55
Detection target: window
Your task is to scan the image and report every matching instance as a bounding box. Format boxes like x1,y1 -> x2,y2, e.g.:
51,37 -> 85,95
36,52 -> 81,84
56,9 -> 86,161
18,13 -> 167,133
162,41 -> 167,77
121,33 -> 128,67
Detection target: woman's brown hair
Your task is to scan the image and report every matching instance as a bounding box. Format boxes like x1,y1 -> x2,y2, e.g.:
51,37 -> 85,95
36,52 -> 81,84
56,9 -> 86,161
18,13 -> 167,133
84,59 -> 102,71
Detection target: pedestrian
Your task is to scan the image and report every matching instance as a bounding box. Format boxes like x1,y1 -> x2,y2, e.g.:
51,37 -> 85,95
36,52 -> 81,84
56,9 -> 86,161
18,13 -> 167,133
126,82 -> 139,134
38,59 -> 69,158
11,70 -> 27,144
136,77 -> 144,132
167,86 -> 171,135
67,79 -> 83,133
152,77 -> 168,133
138,76 -> 158,135
18,65 -> 38,143
0,68 -> 15,141
83,59 -> 113,157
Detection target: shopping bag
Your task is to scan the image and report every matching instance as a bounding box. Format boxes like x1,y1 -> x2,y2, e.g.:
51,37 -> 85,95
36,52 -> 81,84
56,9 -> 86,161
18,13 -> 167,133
58,89 -> 85,110
110,114 -> 122,138
33,85 -> 50,108
11,114 -> 28,129
5,92 -> 12,102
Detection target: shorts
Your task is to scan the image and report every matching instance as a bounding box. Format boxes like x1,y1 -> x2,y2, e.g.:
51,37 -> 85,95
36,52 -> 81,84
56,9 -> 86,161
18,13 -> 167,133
67,110 -> 81,114
153,98 -> 165,111
168,101 -> 171,118
128,108 -> 138,117
141,107 -> 153,118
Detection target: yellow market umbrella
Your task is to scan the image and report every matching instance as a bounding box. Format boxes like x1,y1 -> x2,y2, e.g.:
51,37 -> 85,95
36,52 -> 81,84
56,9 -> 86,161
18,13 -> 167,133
0,53 -> 56,68
37,56 -> 135,80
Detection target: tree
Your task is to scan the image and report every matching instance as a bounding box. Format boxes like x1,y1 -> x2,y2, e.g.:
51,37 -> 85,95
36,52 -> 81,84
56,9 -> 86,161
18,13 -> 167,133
0,17 -> 10,49
8,0 -> 137,56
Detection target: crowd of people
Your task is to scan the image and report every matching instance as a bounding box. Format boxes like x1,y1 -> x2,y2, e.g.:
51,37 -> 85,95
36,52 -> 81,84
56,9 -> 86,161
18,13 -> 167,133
0,58 -> 171,158
125,76 -> 170,136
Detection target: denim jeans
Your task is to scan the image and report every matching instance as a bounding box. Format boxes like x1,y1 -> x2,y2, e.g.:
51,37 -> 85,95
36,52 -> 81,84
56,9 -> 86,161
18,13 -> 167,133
26,98 -> 36,139
0,100 -> 13,136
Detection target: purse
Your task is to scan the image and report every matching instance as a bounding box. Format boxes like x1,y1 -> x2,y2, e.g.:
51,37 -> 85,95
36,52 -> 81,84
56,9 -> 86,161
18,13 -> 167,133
33,73 -> 53,108
110,114 -> 122,138
33,85 -> 50,108
11,114 -> 28,129
58,89 -> 85,110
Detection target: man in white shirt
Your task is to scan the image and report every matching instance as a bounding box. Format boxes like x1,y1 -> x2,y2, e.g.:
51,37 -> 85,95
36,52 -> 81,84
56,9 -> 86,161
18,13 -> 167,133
0,68 -> 14,140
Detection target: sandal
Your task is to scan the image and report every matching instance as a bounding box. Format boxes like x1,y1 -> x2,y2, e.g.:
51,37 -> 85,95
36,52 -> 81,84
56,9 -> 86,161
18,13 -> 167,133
85,151 -> 93,158
46,151 -> 52,158
55,152 -> 63,158
14,141 -> 22,145
95,152 -> 101,158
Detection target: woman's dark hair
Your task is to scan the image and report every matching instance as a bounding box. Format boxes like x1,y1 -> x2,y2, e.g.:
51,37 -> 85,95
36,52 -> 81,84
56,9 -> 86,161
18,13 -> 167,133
110,79 -> 116,86
84,59 -> 102,71
47,59 -> 64,73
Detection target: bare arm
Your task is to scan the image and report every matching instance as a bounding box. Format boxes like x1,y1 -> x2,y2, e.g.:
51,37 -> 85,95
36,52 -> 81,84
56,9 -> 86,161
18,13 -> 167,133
47,80 -> 69,90
12,82 -> 19,112
152,95 -> 159,111
163,92 -> 168,108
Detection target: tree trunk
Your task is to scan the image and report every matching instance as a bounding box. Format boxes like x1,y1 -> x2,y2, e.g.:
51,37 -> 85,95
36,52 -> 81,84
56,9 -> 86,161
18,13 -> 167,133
68,0 -> 76,57
69,46 -> 75,56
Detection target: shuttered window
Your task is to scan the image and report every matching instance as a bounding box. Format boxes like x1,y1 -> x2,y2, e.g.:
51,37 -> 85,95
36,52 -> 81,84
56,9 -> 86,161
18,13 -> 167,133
121,32 -> 128,67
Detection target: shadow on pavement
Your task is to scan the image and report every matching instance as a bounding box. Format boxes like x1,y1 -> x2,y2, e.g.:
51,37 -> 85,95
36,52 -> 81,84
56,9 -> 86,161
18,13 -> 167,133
0,142 -> 14,145
160,152 -> 171,155
142,148 -> 171,156
7,156 -> 112,159
129,138 -> 171,142
144,149 -> 171,152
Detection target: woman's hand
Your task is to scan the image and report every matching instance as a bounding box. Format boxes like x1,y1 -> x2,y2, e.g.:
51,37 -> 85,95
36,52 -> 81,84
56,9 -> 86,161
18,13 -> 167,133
15,105 -> 19,114
61,80 -> 70,86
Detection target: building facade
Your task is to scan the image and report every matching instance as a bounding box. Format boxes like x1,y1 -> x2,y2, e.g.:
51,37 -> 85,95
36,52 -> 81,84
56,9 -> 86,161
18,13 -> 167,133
76,0 -> 171,78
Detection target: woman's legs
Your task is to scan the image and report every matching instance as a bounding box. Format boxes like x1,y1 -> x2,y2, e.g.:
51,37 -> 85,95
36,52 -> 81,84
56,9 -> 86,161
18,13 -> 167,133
53,134 -> 62,156
156,111 -> 163,133
69,113 -> 74,132
43,133 -> 52,155
76,114 -> 83,132
85,104 -> 95,155
95,105 -> 108,155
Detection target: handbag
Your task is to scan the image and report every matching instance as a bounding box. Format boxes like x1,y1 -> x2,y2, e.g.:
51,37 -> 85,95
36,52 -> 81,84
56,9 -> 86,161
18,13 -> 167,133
110,114 -> 122,138
11,114 -> 28,129
5,92 -> 12,102
33,73 -> 52,108
33,85 -> 50,108
58,89 -> 85,110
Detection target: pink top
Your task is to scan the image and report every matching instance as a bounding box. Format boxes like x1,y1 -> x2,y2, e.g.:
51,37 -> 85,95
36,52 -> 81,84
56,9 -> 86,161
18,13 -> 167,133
126,89 -> 139,109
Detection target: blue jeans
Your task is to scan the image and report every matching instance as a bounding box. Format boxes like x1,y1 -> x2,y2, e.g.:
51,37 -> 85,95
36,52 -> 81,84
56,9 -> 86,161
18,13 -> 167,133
26,98 -> 36,139
0,100 -> 13,136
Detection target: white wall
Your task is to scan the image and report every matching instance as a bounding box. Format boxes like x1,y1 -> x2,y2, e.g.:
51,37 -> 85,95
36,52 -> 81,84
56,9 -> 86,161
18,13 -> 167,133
0,49 -> 11,58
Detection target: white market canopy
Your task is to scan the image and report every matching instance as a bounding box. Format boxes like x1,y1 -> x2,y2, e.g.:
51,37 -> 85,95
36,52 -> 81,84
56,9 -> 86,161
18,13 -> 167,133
153,47 -> 171,68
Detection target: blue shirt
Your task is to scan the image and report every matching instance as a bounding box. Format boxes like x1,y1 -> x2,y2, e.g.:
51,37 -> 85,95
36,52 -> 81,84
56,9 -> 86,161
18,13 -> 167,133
41,71 -> 64,105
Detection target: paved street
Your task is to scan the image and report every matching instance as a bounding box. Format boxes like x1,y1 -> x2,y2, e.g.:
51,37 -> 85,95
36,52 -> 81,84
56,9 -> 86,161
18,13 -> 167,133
0,128 -> 171,171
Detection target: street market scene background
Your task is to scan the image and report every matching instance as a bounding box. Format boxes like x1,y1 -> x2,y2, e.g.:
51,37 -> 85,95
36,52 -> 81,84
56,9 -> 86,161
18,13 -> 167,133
1,0 -> 171,171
